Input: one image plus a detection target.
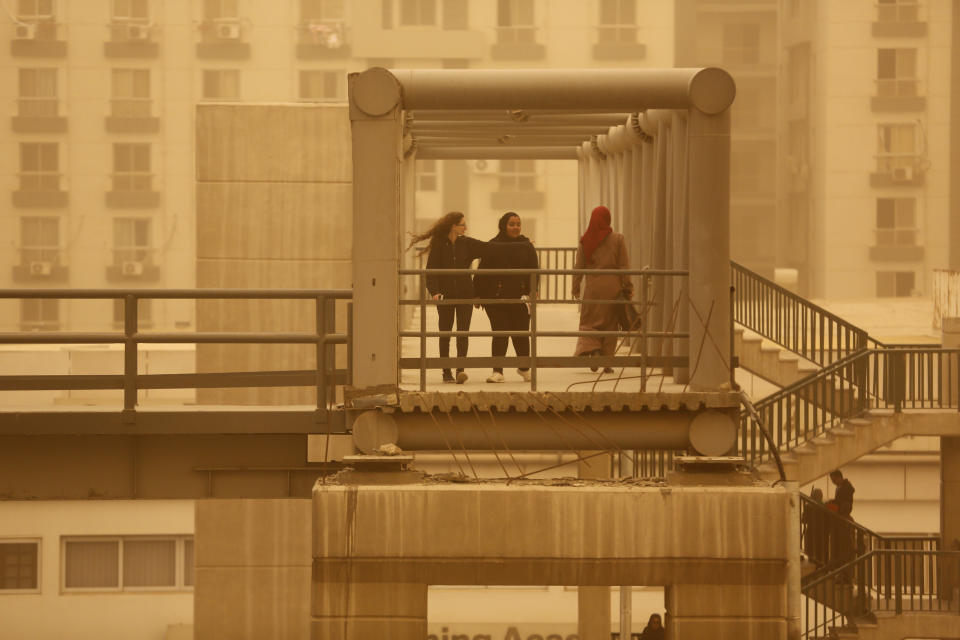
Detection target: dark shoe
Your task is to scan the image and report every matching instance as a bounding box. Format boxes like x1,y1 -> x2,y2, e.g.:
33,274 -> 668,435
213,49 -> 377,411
603,367 -> 615,374
442,370 -> 455,384
455,370 -> 468,384
589,350 -> 600,372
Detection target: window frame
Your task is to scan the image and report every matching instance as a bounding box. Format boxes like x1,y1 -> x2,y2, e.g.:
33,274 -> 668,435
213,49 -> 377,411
111,68 -> 152,118
18,68 -> 58,118
112,217 -> 153,266
875,197 -> 917,248
721,22 -> 761,66
60,535 -> 193,594
112,143 -> 153,192
876,122 -> 919,173
497,159 -> 538,192
0,538 -> 42,595
201,69 -> 241,101
17,0 -> 54,21
298,69 -> 345,102
496,0 -> 536,44
877,0 -> 920,23
876,48 -> 918,97
19,298 -> 59,330
112,0 -> 149,22
597,0 -> 637,44
19,216 -> 60,265
18,142 -> 60,193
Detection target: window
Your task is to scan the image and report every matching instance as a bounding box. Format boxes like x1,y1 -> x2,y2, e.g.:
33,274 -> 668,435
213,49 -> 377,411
417,159 -> 438,191
19,143 -> 60,192
722,23 -> 760,65
876,123 -> 917,173
1,540 -> 39,592
112,143 -> 151,192
20,299 -> 59,330
877,271 -> 915,297
299,70 -> 344,101
598,0 -> 636,44
20,216 -> 59,264
17,0 -> 53,20
399,0 -> 435,25
112,298 -> 153,328
202,70 -> 240,100
113,0 -> 148,21
302,0 -> 344,20
203,0 -> 238,20
18,68 -> 57,117
113,218 -> 151,265
62,536 -> 193,592
498,159 -> 536,191
112,69 -> 151,118
878,0 -> 919,23
877,48 -> 917,97
876,198 -> 916,247
497,0 -> 535,44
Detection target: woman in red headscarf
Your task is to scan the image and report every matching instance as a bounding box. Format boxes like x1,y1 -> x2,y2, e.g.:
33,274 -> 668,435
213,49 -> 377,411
572,205 -> 633,371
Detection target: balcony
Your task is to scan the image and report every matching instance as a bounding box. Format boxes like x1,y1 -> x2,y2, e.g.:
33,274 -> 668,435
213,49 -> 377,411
871,79 -> 925,112
873,1 -> 927,37
870,158 -> 924,187
10,20 -> 66,57
12,98 -> 67,133
11,247 -> 68,283
296,20 -> 351,59
490,26 -> 545,60
870,227 -> 924,261
104,20 -> 159,58
106,99 -> 160,133
196,18 -> 251,59
106,173 -> 160,208
592,26 -> 646,60
12,174 -> 67,208
105,249 -> 160,282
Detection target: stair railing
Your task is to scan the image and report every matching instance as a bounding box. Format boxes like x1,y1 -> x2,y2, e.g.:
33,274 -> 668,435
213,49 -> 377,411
803,549 -> 960,638
739,349 -> 870,467
732,262 -> 869,367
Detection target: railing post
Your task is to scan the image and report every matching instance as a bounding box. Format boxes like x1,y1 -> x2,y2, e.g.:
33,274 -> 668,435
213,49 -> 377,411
346,301 -> 354,387
529,272 -> 537,391
122,294 -> 137,421
315,296 -> 327,422
419,273 -> 427,392
895,552 -> 903,614
639,274 -> 648,391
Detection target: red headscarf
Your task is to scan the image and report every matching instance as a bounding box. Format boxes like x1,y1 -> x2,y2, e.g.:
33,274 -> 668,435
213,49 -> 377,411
580,205 -> 612,261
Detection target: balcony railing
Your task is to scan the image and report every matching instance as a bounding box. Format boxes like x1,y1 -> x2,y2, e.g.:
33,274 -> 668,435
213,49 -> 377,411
112,172 -> 153,192
595,24 -> 638,44
0,289 -> 352,420
111,98 -> 152,118
876,77 -> 919,97
17,97 -> 58,118
877,0 -> 921,23
18,172 -> 61,192
496,25 -> 537,44
399,266 -> 689,391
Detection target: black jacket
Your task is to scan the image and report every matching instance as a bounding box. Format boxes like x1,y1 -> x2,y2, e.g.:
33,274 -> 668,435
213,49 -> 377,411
834,479 -> 855,517
425,236 -> 490,299
473,234 -> 539,300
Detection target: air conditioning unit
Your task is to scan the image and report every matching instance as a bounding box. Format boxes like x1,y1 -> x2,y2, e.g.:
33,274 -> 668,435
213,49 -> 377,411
122,260 -> 144,276
892,166 -> 914,181
126,24 -> 148,40
216,22 -> 241,40
15,23 -> 37,40
29,260 -> 52,276
472,159 -> 496,175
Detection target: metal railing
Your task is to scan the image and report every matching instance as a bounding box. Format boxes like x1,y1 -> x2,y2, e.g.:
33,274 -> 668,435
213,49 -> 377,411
534,247 -> 577,300
0,289 -> 352,421
399,267 -> 688,391
732,261 -> 868,366
803,550 -> 960,639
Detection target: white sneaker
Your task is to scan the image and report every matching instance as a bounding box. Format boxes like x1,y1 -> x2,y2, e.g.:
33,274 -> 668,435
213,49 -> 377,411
516,368 -> 531,382
486,372 -> 505,383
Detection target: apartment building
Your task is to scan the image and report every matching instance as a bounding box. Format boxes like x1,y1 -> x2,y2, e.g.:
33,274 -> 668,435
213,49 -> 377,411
781,0 -> 953,299
0,0 -> 674,335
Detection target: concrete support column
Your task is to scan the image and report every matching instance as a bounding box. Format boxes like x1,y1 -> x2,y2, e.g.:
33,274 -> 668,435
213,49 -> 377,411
686,109 -> 731,390
311,582 -> 428,640
578,454 -> 612,640
671,112 -> 690,384
348,68 -> 404,389
665,584 -> 787,639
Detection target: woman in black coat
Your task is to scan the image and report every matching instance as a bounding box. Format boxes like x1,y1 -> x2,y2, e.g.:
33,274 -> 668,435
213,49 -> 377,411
474,212 -> 539,383
409,211 -> 524,384
639,613 -> 665,640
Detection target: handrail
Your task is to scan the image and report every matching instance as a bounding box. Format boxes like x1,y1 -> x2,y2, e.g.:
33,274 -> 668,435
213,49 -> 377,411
400,266 -> 687,391
731,261 -> 869,366
803,549 -> 960,639
0,288 -> 353,422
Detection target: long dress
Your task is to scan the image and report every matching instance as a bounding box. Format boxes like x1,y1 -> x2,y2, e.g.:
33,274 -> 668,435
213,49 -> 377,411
572,231 -> 632,356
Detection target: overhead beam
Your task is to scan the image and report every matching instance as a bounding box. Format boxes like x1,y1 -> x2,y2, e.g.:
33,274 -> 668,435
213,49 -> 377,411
416,146 -> 579,159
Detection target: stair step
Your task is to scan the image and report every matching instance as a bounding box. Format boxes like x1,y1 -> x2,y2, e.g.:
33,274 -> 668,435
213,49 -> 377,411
846,418 -> 871,427
830,426 -> 856,437
812,435 -> 835,446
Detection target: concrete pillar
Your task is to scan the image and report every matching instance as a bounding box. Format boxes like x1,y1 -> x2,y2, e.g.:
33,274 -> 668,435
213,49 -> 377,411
686,109 -> 731,390
348,68 -> 404,390
578,454 -> 612,640
671,112 -> 690,384
311,582 -> 428,640
665,584 -> 787,639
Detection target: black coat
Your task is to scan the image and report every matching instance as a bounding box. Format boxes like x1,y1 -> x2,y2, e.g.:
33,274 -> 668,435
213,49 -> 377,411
473,234 -> 539,300
424,236 -> 490,299
834,479 -> 855,516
